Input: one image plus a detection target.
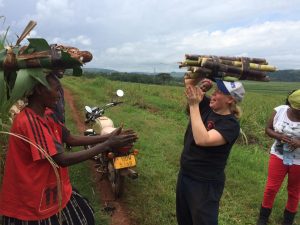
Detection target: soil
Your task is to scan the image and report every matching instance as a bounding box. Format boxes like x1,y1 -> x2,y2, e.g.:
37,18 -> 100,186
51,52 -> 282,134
64,88 -> 132,225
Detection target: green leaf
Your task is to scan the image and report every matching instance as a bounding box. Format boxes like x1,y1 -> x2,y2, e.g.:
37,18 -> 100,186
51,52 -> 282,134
22,38 -> 50,53
0,70 -> 10,120
72,66 -> 83,76
4,68 -> 50,114
223,76 -> 239,82
0,70 -> 7,104
60,51 -> 82,67
0,49 -> 6,66
0,26 -> 9,50
4,71 -> 17,93
29,68 -> 50,89
9,69 -> 41,103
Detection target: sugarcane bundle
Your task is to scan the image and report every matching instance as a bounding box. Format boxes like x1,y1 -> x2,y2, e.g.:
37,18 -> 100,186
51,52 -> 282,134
179,54 -> 277,82
0,20 -> 94,122
1,40 -> 93,73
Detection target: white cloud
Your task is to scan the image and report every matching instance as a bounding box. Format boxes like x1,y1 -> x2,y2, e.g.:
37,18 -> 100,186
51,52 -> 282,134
51,35 -> 91,46
2,0 -> 300,71
36,0 -> 75,23
26,30 -> 37,38
70,35 -> 91,46
96,20 -> 300,72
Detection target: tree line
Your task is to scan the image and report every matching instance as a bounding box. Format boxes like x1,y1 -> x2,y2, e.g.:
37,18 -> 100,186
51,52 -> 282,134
82,71 -> 184,86
66,69 -> 300,85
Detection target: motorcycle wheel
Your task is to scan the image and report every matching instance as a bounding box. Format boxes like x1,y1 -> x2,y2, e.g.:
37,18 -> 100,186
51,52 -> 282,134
107,161 -> 125,199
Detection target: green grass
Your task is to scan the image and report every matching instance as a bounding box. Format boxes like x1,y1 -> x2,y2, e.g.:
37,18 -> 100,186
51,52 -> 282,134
62,76 -> 299,225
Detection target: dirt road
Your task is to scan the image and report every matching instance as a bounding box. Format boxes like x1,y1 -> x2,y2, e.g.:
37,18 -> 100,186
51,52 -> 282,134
64,88 -> 132,225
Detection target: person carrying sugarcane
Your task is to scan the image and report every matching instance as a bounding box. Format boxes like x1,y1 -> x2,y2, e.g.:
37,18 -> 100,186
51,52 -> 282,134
176,76 -> 245,225
256,89 -> 300,225
0,72 -> 138,225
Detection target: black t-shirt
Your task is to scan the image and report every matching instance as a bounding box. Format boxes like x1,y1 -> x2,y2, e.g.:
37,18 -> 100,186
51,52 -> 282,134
180,96 -> 240,182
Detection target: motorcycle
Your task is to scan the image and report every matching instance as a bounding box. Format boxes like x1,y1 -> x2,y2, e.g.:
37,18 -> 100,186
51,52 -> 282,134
83,89 -> 139,198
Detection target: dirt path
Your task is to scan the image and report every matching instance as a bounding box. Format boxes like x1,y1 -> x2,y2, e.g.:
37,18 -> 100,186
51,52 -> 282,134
64,88 -> 132,225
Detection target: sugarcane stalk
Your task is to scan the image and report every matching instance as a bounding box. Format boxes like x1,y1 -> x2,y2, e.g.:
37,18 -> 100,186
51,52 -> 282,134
192,66 -> 211,74
200,57 -> 276,72
0,46 -> 91,70
179,59 -> 201,68
185,54 -> 268,64
222,76 -> 239,82
201,59 -> 267,79
218,71 -> 269,81
15,21 -> 37,46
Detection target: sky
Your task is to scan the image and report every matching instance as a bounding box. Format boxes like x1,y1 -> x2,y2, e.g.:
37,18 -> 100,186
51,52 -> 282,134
1,0 -> 300,72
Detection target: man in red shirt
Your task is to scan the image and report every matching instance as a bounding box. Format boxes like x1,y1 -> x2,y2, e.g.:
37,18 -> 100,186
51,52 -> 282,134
0,73 -> 137,225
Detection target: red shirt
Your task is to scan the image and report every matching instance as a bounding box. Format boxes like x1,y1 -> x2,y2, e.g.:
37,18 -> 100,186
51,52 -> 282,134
0,107 -> 72,220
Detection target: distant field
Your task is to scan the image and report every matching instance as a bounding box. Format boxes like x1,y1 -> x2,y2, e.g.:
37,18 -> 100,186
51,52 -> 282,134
63,76 -> 299,225
242,80 -> 300,94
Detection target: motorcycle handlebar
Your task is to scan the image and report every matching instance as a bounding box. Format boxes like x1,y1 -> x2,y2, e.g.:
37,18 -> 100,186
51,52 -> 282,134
85,101 -> 123,122
112,101 -> 123,106
103,101 -> 123,109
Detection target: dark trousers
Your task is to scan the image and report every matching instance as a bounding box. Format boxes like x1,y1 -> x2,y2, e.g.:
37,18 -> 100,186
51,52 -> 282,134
176,172 -> 224,225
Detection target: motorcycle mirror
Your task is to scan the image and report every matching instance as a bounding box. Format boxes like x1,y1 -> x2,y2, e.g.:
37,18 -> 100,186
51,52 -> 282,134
85,106 -> 92,113
116,89 -> 124,97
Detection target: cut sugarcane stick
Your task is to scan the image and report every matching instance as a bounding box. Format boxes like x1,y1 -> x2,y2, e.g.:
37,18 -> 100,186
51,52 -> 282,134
200,57 -> 276,72
185,54 -> 268,64
201,59 -> 267,79
192,66 -> 212,74
179,59 -> 201,68
180,54 -> 275,82
0,41 -> 93,71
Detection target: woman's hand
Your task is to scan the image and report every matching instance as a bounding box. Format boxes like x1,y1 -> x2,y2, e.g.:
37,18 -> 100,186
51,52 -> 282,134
184,75 -> 203,88
198,78 -> 213,92
287,137 -> 300,150
279,133 -> 292,143
185,86 -> 205,106
106,132 -> 138,151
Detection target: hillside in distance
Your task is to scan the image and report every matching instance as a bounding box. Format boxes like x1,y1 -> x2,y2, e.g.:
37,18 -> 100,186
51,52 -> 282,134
268,69 -> 300,81
82,68 -> 300,82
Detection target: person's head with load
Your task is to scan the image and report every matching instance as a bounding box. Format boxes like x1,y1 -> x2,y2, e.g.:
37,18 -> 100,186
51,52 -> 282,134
27,71 -> 61,114
211,79 -> 245,118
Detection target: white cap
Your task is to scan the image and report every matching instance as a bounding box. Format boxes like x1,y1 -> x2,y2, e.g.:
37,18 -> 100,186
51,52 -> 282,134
216,79 -> 245,102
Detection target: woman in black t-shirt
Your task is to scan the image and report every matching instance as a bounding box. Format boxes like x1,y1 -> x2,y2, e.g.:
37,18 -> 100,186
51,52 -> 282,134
176,77 -> 245,225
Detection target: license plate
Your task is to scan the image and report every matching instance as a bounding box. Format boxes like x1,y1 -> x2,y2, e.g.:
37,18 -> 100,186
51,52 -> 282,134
114,154 -> 136,169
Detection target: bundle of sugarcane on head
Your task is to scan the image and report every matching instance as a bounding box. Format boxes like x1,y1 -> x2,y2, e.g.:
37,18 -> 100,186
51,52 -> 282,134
0,20 -> 93,74
0,20 -> 94,122
179,54 -> 277,82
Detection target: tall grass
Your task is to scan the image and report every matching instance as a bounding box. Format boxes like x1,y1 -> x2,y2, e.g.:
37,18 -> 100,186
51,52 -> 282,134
63,76 -> 299,225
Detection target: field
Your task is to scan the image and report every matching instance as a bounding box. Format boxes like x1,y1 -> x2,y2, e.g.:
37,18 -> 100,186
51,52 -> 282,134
63,77 -> 299,225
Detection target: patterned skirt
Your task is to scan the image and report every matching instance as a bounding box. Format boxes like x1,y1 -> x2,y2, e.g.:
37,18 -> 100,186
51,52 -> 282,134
2,189 -> 95,225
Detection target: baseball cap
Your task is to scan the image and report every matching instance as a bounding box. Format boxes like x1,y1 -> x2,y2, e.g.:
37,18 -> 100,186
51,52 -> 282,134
288,89 -> 300,110
215,79 -> 245,102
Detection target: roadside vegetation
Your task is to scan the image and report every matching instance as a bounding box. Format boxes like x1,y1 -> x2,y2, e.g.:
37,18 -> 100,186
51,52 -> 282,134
62,76 -> 299,225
